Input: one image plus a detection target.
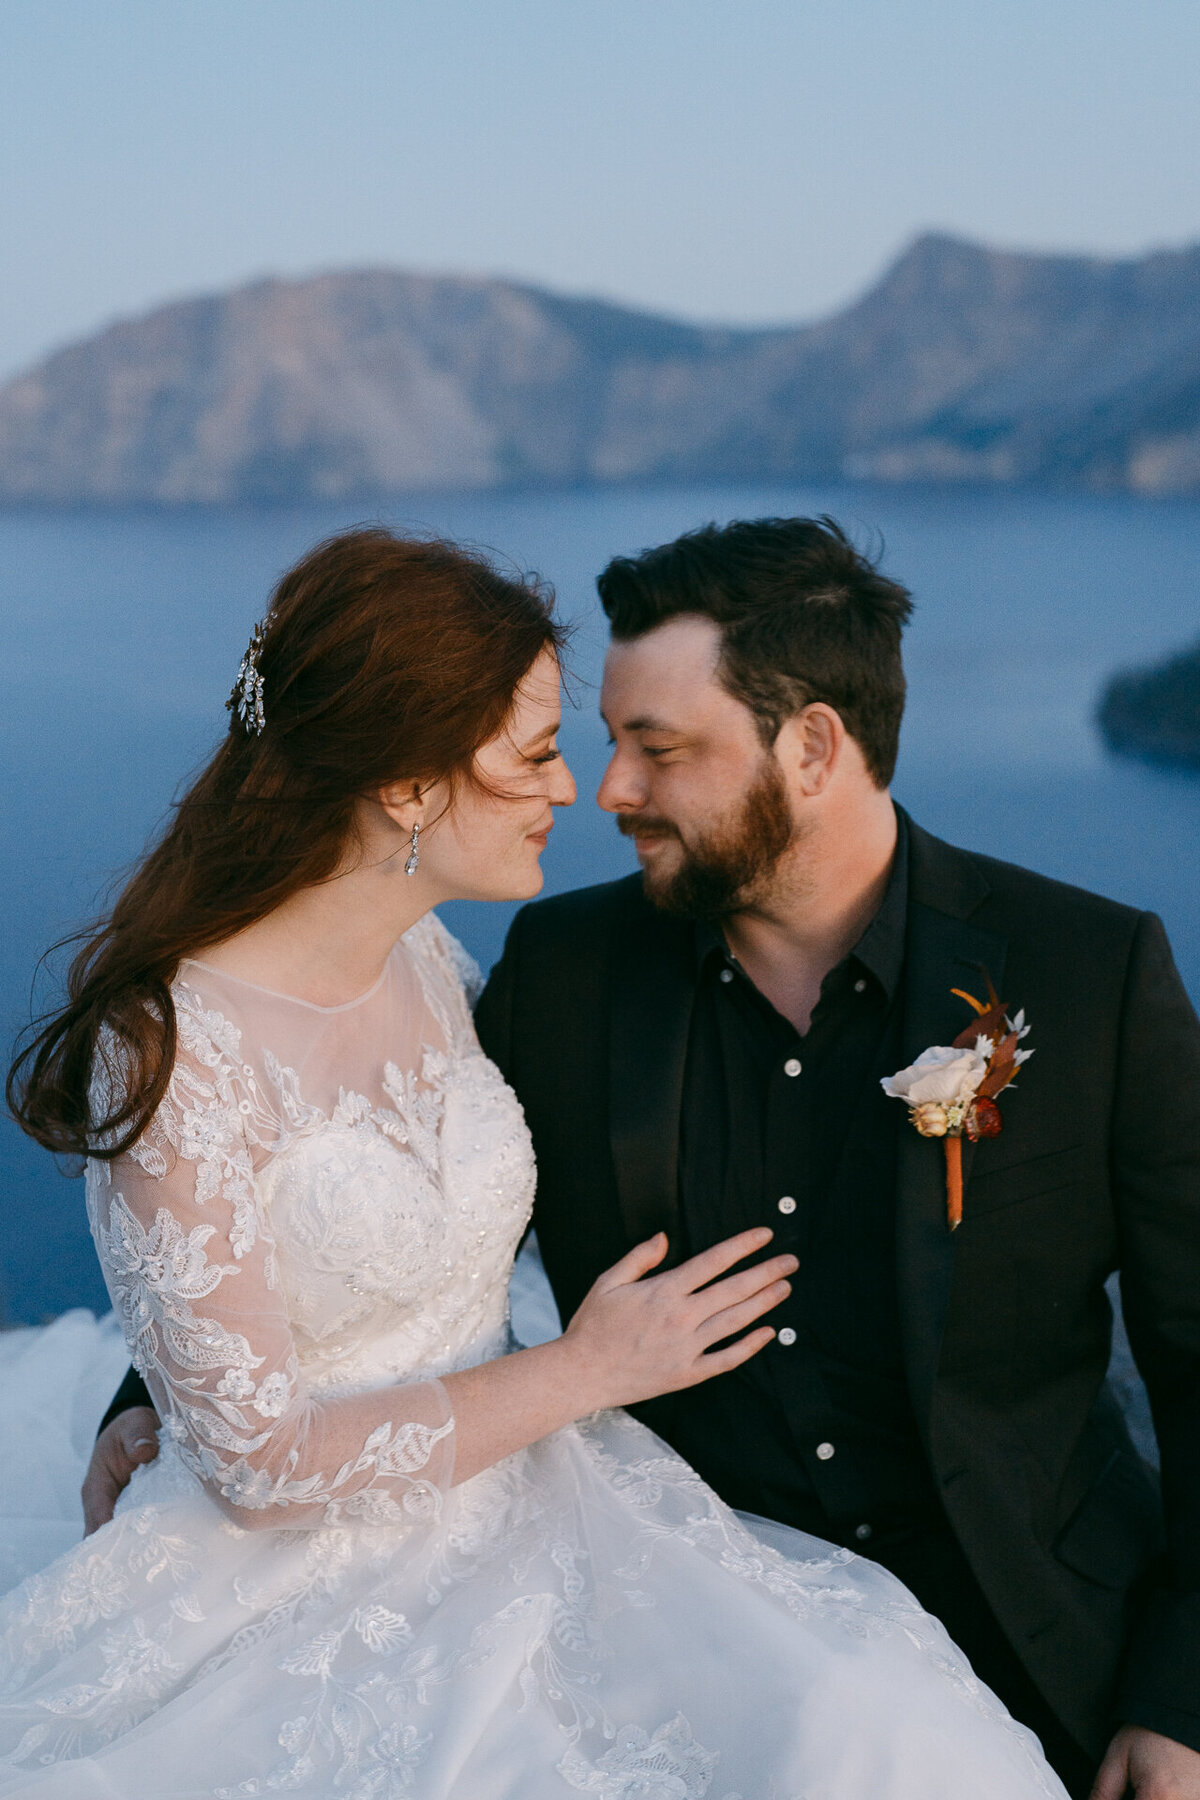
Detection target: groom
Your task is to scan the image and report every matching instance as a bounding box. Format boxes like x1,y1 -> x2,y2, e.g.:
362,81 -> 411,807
90,518 -> 1200,1798
475,518 -> 1200,1800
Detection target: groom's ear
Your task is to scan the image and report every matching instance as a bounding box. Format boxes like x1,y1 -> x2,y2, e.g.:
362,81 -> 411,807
778,703 -> 844,797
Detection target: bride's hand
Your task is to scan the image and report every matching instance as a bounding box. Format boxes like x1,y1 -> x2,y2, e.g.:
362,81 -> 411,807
562,1227 -> 795,1411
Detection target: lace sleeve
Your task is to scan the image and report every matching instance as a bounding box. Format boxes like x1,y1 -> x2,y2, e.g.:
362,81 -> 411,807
86,1005 -> 455,1533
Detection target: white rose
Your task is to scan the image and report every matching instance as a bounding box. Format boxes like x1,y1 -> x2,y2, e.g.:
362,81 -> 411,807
881,1045 -> 989,1107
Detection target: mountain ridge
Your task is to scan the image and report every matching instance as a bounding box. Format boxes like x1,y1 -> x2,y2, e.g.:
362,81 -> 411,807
2,232 -> 1199,504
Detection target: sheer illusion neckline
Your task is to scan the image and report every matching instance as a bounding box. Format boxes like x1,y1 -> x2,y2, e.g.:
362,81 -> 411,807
179,953 -> 393,1014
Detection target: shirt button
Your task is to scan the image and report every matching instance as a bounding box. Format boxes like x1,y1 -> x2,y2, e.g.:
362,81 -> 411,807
777,1327 -> 797,1346
815,1441 -> 836,1461
719,968 -> 734,984
855,1522 -> 873,1541
783,1057 -> 802,1078
777,1195 -> 797,1215
854,978 -> 867,993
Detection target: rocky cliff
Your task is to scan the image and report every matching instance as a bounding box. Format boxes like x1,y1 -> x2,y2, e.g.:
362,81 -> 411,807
2,233 -> 1200,504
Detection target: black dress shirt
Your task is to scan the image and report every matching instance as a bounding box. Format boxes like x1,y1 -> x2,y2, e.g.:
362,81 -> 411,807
667,813 -> 943,1549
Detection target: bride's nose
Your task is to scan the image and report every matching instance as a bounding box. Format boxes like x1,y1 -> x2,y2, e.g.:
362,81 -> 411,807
549,756 -> 576,807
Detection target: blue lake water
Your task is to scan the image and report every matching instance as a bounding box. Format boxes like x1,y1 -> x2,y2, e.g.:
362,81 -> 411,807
3,483 -> 1200,1323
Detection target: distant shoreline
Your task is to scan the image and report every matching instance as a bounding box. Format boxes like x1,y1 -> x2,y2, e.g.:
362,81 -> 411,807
3,477 -> 1200,522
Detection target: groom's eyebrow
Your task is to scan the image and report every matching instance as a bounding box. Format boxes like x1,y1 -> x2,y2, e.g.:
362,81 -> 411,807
621,714 -> 678,733
599,707 -> 684,737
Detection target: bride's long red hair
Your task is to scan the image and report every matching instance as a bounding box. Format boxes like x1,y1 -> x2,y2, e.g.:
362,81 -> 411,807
8,527 -> 562,1162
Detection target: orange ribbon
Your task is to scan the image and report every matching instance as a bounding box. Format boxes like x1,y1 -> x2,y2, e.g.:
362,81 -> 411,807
944,1136 -> 964,1231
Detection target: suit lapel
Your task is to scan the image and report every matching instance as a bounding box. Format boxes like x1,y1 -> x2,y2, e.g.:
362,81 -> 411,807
895,825 -> 1008,1434
608,899 -> 696,1264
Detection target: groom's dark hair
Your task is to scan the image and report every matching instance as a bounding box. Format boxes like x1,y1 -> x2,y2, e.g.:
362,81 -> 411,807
596,516 -> 913,786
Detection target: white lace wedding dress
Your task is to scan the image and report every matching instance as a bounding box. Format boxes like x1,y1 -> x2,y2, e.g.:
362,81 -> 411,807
0,915 -> 1067,1798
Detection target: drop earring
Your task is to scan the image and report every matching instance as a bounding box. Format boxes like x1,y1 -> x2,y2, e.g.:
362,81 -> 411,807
404,821 -> 420,876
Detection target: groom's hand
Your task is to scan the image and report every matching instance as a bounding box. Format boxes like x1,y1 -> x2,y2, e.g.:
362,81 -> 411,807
1092,1725 -> 1200,1799
81,1407 -> 161,1535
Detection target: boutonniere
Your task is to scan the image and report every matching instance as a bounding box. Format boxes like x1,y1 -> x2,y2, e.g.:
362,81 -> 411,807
881,980 -> 1033,1231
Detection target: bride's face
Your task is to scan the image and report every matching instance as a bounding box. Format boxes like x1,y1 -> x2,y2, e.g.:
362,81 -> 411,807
416,649 -> 576,903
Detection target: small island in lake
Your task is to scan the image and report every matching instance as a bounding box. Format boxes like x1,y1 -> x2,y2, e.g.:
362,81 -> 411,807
1098,642 -> 1200,771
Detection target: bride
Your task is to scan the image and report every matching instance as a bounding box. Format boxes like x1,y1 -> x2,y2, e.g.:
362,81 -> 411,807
2,528 -> 1066,1797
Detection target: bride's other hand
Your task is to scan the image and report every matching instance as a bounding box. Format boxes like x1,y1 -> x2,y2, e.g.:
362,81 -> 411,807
564,1227 -> 795,1410
81,1407 -> 161,1536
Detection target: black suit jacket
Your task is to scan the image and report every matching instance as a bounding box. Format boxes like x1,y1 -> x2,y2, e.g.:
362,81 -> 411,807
473,818 -> 1200,1758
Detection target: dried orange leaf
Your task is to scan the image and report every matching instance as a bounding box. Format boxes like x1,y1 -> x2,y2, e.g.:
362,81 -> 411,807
953,1000 -> 1009,1049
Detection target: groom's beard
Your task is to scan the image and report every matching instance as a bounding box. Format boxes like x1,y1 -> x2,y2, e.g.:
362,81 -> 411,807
619,758 -> 795,921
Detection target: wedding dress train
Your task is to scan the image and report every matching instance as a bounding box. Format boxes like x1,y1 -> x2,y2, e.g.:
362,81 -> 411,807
0,915 -> 1066,1797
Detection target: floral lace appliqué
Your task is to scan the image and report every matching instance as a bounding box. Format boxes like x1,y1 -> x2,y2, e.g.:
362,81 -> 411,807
559,1713 -> 721,1798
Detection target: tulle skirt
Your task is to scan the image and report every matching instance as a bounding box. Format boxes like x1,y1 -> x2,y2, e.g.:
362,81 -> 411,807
0,1339 -> 1072,1800
0,1311 -> 130,1594
0,1280 -> 1066,1798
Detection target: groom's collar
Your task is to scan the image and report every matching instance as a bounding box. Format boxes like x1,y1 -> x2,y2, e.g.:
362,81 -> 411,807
692,804 -> 910,1005
847,805 -> 908,1002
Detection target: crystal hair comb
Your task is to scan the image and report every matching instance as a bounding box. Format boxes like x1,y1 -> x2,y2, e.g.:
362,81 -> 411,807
227,620 -> 267,735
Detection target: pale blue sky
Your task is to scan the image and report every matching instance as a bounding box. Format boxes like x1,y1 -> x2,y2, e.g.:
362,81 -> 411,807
2,0 -> 1199,379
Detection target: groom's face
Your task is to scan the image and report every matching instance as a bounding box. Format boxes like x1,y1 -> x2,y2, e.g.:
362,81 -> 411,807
598,615 -> 795,918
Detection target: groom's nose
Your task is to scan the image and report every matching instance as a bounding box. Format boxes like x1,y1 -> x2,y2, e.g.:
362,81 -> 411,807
596,743 -> 648,815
